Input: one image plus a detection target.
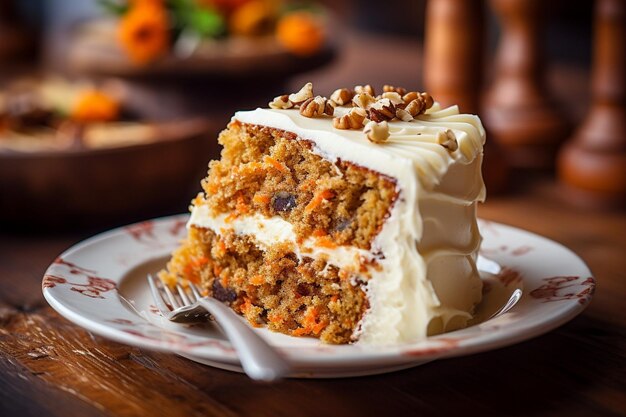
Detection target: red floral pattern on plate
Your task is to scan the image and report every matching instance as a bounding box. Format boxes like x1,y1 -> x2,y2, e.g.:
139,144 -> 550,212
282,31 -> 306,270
403,337 -> 462,357
53,257 -> 96,274
496,267 -> 523,287
530,276 -> 595,305
107,318 -> 135,325
43,274 -> 116,298
149,304 -> 162,316
124,219 -> 177,248
125,220 -> 156,243
169,218 -> 188,237
43,256 -> 116,298
511,245 -> 532,256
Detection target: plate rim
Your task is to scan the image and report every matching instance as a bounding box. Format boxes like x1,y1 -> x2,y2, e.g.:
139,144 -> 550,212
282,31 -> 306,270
42,214 -> 595,368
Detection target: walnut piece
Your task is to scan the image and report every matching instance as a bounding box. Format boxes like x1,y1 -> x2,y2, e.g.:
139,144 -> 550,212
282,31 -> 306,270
383,85 -> 407,96
333,107 -> 367,129
404,99 -> 421,116
289,82 -> 314,105
363,120 -> 389,143
330,88 -> 354,106
369,98 -> 396,122
269,94 -> 293,109
437,129 -> 458,151
354,84 -> 375,96
417,92 -> 434,110
381,91 -> 404,106
401,91 -> 417,104
299,96 -> 334,118
352,92 -> 376,109
395,107 -> 413,122
404,93 -> 433,117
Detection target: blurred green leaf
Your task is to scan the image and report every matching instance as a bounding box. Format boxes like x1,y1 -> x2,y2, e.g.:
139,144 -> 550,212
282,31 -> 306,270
98,0 -> 129,16
169,0 -> 225,38
280,2 -> 324,16
187,8 -> 225,37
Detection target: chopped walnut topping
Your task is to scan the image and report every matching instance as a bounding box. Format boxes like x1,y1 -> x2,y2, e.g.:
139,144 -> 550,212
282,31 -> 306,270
267,82 -> 436,128
402,92 -> 434,115
363,120 -> 389,143
383,85 -> 407,96
269,94 -> 294,109
402,91 -> 418,105
437,129 -> 458,151
369,98 -> 396,122
404,99 -> 424,117
354,84 -> 375,96
352,92 -> 376,109
299,96 -> 334,118
404,94 -> 432,117
381,91 -> 404,106
404,99 -> 421,116
333,107 -> 367,129
330,88 -> 354,106
395,108 -> 413,122
418,92 -> 434,110
289,82 -> 314,105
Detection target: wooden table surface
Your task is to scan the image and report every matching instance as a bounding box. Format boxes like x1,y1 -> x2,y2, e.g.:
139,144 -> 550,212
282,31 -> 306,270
2,32 -> 625,417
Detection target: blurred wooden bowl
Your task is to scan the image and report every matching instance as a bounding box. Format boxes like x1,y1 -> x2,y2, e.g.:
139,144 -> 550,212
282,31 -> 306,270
0,118 -> 218,230
65,20 -> 335,80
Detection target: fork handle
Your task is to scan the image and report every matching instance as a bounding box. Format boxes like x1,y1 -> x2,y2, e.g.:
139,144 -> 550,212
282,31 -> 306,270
197,298 -> 290,381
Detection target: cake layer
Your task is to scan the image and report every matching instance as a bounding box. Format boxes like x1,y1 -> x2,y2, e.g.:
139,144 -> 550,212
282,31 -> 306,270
162,226 -> 368,344
189,207 -> 372,271
201,122 -> 398,250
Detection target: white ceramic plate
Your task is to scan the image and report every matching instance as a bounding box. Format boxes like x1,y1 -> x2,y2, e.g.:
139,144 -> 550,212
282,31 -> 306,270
42,215 -> 595,378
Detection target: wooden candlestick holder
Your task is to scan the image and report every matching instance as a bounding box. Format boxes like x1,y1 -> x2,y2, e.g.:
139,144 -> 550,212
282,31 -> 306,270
557,0 -> 626,209
482,0 -> 569,170
424,0 -> 483,113
424,0 -> 508,193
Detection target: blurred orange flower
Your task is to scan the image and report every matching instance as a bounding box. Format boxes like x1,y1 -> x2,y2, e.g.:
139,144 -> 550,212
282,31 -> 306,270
229,0 -> 276,36
132,0 -> 164,4
276,11 -> 324,56
71,90 -> 120,123
118,3 -> 170,64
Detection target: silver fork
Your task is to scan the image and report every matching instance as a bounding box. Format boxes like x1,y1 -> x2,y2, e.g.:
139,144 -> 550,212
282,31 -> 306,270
147,274 -> 290,381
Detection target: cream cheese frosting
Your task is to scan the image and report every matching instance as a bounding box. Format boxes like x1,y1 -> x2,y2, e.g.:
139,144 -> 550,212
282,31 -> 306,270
188,102 -> 486,345
189,207 -> 370,271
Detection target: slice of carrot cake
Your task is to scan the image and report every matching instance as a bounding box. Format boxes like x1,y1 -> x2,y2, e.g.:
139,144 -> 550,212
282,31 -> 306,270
160,82 -> 486,344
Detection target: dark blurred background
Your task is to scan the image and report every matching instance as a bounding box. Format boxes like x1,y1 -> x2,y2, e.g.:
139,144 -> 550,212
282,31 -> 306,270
1,0 -> 623,231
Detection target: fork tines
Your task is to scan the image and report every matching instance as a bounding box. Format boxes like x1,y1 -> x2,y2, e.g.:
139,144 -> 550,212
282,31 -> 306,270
147,274 -> 207,315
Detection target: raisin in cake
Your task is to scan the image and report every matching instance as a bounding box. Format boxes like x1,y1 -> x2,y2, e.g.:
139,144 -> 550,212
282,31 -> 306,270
160,83 -> 486,345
